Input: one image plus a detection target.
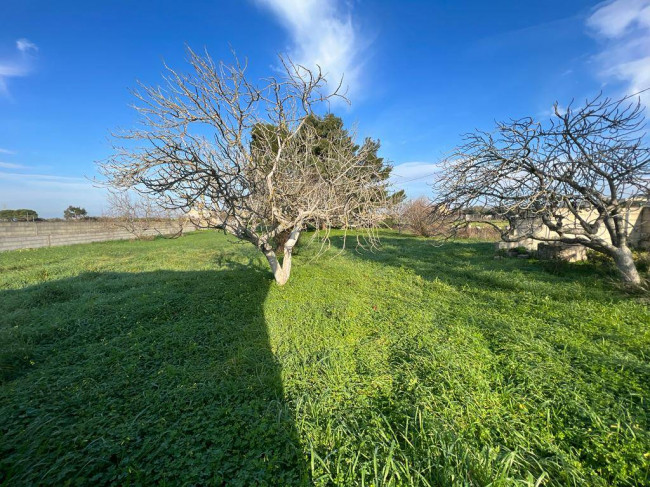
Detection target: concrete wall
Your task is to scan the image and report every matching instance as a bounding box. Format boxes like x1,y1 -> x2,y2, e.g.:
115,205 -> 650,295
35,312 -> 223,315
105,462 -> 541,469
628,207 -> 650,249
497,206 -> 650,251
0,221 -> 196,252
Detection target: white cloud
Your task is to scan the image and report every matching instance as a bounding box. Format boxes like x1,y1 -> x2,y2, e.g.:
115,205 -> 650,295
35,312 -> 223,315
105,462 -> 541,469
0,162 -> 27,169
16,38 -> 38,53
0,38 -> 38,96
588,0 -> 650,104
254,0 -> 365,98
0,148 -> 16,155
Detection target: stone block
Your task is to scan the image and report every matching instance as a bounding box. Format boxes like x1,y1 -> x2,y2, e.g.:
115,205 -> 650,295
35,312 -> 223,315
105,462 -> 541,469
537,243 -> 587,262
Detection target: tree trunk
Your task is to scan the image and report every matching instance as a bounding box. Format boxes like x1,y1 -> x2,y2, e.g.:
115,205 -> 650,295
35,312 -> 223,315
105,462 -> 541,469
262,228 -> 300,286
275,229 -> 291,254
263,247 -> 290,285
612,245 -> 641,285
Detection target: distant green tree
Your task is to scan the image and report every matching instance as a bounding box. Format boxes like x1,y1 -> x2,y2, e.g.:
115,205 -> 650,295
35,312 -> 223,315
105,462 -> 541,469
64,206 -> 88,220
16,209 -> 38,221
0,209 -> 38,221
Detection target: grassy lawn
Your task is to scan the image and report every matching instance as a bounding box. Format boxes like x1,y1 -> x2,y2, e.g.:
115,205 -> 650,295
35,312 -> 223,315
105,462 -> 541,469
0,231 -> 648,486
467,220 -> 509,229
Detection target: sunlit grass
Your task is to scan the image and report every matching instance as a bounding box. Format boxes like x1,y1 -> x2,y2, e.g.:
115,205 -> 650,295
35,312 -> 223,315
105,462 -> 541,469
1,231 -> 648,485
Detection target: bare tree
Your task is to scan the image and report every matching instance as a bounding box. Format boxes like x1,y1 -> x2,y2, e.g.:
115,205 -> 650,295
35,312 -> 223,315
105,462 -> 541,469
433,93 -> 650,284
106,190 -> 187,239
402,197 -> 436,237
98,48 -> 391,285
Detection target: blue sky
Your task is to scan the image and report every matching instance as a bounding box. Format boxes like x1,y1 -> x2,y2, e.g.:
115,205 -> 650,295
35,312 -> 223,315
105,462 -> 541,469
1,0 -> 649,217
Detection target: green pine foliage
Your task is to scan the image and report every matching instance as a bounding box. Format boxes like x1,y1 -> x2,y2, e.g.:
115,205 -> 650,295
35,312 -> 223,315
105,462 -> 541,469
0,209 -> 38,221
63,206 -> 88,220
251,113 -> 404,205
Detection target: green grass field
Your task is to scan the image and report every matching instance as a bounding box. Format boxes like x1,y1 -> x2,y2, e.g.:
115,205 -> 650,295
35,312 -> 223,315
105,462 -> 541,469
1,231 -> 648,486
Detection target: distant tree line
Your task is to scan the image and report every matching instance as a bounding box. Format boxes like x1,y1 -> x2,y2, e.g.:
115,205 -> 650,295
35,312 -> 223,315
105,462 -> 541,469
0,209 -> 39,221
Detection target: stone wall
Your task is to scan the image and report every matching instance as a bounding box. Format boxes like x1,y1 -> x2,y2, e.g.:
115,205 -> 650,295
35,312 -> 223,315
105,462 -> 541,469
628,207 -> 650,249
497,206 -> 650,252
0,221 -> 196,252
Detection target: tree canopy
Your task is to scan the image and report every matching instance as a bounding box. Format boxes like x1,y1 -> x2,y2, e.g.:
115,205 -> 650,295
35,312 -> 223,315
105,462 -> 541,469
64,206 -> 88,220
0,209 -> 38,221
99,48 -> 394,284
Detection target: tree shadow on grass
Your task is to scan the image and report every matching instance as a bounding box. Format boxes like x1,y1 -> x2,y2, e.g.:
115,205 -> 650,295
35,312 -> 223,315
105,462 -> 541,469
331,234 -> 622,298
0,266 -> 309,485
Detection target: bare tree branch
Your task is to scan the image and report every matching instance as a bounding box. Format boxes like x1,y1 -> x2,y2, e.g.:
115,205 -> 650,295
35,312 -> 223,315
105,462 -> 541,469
432,93 -> 650,284
98,47 -> 391,284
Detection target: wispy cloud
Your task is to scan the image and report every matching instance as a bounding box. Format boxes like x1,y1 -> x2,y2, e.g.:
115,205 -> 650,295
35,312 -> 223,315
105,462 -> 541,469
0,172 -> 88,184
389,162 -> 442,198
538,103 -> 568,119
254,0 -> 365,98
0,38 -> 38,96
587,0 -> 650,104
16,38 -> 38,53
391,162 -> 441,181
0,148 -> 16,155
0,162 -> 27,169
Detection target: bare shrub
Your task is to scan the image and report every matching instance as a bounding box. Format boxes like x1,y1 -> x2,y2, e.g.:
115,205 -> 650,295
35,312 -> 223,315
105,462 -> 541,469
402,197 -> 436,237
106,190 -> 187,240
